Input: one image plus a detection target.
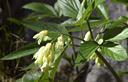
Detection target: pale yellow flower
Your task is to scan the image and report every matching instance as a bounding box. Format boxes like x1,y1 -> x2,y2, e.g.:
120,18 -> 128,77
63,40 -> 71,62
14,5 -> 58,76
41,50 -> 53,72
55,35 -> 64,50
33,30 -> 51,45
34,43 -> 52,64
33,35 -> 65,72
33,43 -> 55,72
54,35 -> 64,60
33,46 -> 45,64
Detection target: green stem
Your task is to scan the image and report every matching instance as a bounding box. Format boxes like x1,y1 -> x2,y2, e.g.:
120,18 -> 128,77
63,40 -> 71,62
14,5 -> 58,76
69,32 -> 76,65
62,33 -> 85,42
86,20 -> 94,40
86,20 -> 122,82
95,51 -> 122,82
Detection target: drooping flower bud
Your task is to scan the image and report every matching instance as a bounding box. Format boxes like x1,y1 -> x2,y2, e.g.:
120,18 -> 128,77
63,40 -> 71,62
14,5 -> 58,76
94,56 -> 104,67
89,53 -> 96,60
89,53 -> 104,67
98,39 -> 103,45
84,31 -> 91,41
33,30 -> 51,45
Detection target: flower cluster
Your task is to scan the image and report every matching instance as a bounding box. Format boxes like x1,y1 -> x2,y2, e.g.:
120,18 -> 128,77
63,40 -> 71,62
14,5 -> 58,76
33,43 -> 54,72
33,30 -> 64,72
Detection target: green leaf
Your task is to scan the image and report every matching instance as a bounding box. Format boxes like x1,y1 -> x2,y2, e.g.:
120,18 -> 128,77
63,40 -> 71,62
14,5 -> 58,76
111,0 -> 128,4
0,42 -> 39,60
22,63 -> 38,71
39,42 -> 70,82
76,0 -> 104,24
22,20 -> 67,33
9,18 -> 68,34
21,20 -> 69,40
68,19 -> 108,32
39,72 -> 49,82
103,27 -> 125,40
107,28 -> 128,42
105,16 -> 128,29
16,71 -> 41,82
101,45 -> 128,61
76,0 -> 86,20
57,0 -> 80,18
0,47 -> 39,60
23,2 -> 56,17
103,17 -> 128,40
117,70 -> 128,77
97,3 -> 109,19
102,41 -> 118,47
103,16 -> 128,40
76,41 -> 99,63
19,42 -> 39,50
25,13 -> 49,21
54,2 -> 63,17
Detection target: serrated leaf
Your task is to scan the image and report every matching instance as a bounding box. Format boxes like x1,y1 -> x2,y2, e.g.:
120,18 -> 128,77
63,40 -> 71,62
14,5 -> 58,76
76,41 -> 99,63
101,45 -> 128,61
107,28 -> 128,42
57,0 -> 80,18
23,2 -> 56,17
54,1 -> 63,17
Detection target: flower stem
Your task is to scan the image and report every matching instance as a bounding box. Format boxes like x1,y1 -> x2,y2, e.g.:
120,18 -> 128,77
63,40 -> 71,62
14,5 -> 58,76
95,50 -> 122,82
86,20 -> 122,82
